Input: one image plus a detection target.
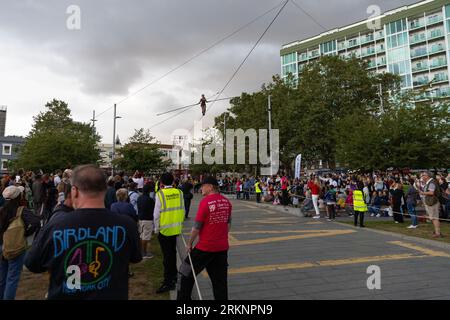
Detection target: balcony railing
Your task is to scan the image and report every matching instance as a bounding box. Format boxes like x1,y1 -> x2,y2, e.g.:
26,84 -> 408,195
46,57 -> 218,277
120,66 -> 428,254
436,87 -> 450,97
413,78 -> 430,86
427,15 -> 443,26
429,60 -> 447,69
412,64 -> 428,72
429,45 -> 445,54
361,36 -> 374,44
410,34 -> 427,45
428,29 -> 444,40
347,40 -> 359,48
361,48 -> 376,57
409,20 -> 425,30
411,48 -> 428,58
433,74 -> 448,82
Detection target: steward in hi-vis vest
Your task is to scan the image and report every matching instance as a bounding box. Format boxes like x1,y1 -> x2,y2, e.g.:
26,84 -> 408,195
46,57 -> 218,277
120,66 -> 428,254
154,172 -> 184,294
353,182 -> 367,228
254,180 -> 262,203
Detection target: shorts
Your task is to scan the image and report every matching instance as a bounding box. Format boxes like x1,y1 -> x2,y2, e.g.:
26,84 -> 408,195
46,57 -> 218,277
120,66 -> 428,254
139,220 -> 154,241
425,203 -> 440,220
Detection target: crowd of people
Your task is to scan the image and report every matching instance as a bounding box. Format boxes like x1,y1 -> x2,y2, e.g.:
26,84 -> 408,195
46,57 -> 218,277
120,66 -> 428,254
0,166 -> 234,300
225,171 -> 450,232
0,165 -> 449,301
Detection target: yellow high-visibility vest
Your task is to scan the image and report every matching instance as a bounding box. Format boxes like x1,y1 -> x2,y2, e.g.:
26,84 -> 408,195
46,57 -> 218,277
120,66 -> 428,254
157,188 -> 185,236
353,190 -> 368,212
255,182 -> 262,193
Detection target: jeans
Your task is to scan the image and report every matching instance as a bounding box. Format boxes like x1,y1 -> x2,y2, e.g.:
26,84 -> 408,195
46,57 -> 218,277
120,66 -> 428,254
369,205 -> 381,215
407,203 -> 418,226
0,249 -> 26,300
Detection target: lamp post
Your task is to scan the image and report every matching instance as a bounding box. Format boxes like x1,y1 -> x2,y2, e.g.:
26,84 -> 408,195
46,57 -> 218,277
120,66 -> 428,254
112,104 -> 122,176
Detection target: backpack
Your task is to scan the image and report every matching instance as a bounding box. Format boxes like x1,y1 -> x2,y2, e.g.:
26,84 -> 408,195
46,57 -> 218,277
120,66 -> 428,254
2,207 -> 27,260
424,180 -> 441,206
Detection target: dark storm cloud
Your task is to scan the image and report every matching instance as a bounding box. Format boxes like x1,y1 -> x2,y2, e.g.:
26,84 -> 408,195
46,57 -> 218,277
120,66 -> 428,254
0,0 -> 415,97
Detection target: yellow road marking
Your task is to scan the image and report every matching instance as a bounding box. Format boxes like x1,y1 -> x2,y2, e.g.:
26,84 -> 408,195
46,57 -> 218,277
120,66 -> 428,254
229,230 -> 356,246
226,254 -> 428,275
230,230 -> 346,235
389,241 -> 450,258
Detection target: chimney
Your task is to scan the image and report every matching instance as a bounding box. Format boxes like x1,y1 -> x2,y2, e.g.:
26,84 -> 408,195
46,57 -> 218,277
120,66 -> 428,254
0,106 -> 6,137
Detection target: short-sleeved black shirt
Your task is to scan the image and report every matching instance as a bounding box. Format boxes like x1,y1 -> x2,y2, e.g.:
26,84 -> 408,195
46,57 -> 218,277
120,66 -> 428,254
25,208 -> 142,300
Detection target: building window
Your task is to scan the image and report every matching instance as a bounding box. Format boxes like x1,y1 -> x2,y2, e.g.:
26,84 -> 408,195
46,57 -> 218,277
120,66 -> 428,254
1,159 -> 8,171
2,144 -> 12,156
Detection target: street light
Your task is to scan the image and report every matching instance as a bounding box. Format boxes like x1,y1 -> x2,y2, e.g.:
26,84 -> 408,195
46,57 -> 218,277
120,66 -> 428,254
112,104 -> 122,176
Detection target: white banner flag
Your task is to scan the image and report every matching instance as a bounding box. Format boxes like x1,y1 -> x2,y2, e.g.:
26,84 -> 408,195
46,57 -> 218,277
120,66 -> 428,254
295,154 -> 302,179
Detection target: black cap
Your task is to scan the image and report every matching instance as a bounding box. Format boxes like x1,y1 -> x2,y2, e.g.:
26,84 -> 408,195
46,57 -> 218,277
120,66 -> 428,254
202,176 -> 218,186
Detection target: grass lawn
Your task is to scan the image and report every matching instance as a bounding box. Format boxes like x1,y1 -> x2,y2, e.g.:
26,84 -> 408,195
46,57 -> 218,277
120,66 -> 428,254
15,237 -> 170,300
338,219 -> 450,244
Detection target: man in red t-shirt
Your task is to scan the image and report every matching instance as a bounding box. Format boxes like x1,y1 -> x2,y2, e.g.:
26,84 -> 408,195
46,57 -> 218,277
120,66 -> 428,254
177,176 -> 232,300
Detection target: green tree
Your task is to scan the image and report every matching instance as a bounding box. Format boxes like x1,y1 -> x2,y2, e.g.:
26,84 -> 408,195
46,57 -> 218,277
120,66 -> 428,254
13,99 -> 101,172
113,129 -> 170,174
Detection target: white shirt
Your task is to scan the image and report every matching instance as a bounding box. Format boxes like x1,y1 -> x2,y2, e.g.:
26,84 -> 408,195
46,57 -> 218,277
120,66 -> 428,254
153,186 -> 173,234
54,175 -> 62,186
133,177 -> 144,189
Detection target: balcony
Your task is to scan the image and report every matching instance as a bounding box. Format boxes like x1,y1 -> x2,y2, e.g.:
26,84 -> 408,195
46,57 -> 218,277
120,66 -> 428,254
367,61 -> 377,69
376,46 -> 385,54
347,40 -> 359,49
375,32 -> 384,41
411,48 -> 428,59
361,35 -> 374,45
435,87 -> 450,97
410,33 -> 427,45
427,15 -> 443,27
428,30 -> 445,41
412,63 -> 428,73
409,19 -> 425,30
377,60 -> 387,67
429,60 -> 447,70
432,74 -> 449,83
429,44 -> 445,55
413,78 -> 430,86
299,54 -> 308,62
361,48 -> 376,57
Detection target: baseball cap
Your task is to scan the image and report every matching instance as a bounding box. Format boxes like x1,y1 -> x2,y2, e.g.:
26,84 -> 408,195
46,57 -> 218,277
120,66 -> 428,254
202,176 -> 219,186
3,186 -> 23,200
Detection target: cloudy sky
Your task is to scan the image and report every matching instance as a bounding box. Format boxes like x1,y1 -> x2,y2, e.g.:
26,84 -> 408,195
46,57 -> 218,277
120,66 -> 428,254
0,0 -> 417,144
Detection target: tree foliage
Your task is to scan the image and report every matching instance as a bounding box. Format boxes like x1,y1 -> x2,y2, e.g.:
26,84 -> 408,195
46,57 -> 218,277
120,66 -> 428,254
13,99 -> 101,172
113,129 -> 170,174
211,56 -> 449,173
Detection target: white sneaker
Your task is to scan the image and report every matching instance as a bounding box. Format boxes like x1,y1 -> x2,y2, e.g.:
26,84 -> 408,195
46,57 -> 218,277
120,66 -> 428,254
370,214 -> 375,217
313,215 -> 321,219
376,214 -> 381,218
407,225 -> 417,229
395,221 -> 399,224
327,219 -> 332,222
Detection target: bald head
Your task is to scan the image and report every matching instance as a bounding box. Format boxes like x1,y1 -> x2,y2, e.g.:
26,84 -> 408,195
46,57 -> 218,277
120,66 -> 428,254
72,165 -> 107,196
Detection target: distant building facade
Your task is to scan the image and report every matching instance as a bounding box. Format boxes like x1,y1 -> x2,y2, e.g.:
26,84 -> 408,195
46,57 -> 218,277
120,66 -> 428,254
0,136 -> 26,175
